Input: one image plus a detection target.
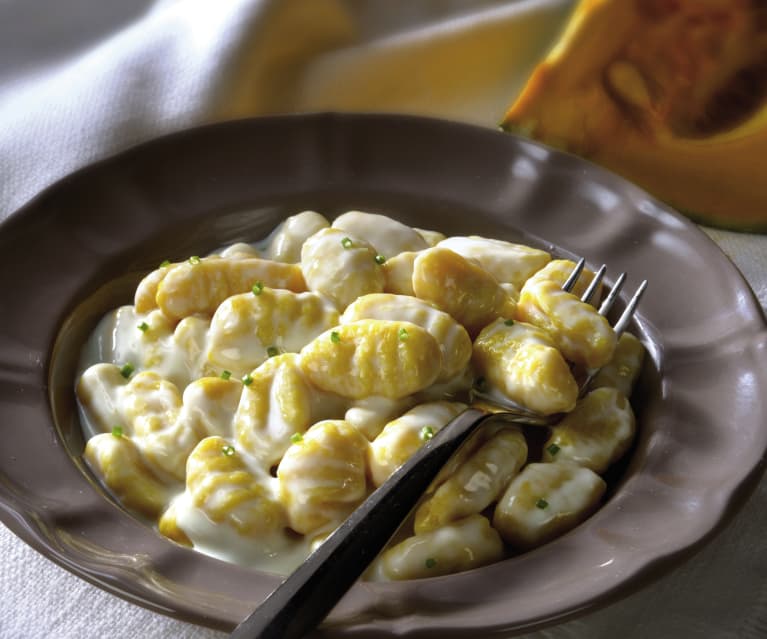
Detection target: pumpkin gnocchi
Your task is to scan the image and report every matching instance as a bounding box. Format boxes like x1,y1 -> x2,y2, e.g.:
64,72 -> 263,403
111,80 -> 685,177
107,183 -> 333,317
76,209 -> 643,580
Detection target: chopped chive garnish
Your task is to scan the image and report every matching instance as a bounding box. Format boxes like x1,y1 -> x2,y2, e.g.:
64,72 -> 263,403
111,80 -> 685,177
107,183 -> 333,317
374,254 -> 387,265
398,327 -> 409,341
267,346 -> 279,358
221,445 -> 235,456
425,558 -> 437,569
119,363 -> 134,379
252,281 -> 264,296
137,321 -> 149,332
242,373 -> 254,386
188,255 -> 201,265
341,237 -> 353,249
111,425 -> 123,438
420,426 -> 435,441
546,443 -> 561,456
220,370 -> 232,380
290,432 -> 303,444
159,259 -> 171,268
504,318 -> 515,326
536,498 -> 549,509
330,331 -> 341,344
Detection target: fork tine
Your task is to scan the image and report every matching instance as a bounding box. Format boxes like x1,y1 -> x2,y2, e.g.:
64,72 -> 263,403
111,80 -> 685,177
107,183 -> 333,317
597,272 -> 626,316
562,257 -> 585,293
581,264 -> 606,304
611,279 -> 648,338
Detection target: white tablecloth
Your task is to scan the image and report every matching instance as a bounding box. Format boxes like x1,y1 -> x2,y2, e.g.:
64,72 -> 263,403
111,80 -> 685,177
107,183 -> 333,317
2,2 -> 766,637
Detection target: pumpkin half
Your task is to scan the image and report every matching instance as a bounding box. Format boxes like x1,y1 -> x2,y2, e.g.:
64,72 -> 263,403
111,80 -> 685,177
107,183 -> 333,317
500,0 -> 767,232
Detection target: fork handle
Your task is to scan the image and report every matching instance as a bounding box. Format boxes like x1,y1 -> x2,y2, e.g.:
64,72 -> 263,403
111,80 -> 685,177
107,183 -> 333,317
230,407 -> 492,639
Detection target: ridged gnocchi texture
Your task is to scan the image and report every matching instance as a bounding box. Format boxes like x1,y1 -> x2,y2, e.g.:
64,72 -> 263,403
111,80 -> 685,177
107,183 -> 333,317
300,320 -> 442,400
517,277 -> 617,369
84,433 -> 170,517
185,436 -> 287,538
370,515 -> 504,581
77,209 -> 645,580
206,287 -> 339,376
473,319 -> 579,415
156,257 -> 307,321
543,387 -> 636,473
341,294 -> 472,381
413,247 -> 516,336
233,353 -> 314,468
493,462 -> 606,549
277,420 -> 369,536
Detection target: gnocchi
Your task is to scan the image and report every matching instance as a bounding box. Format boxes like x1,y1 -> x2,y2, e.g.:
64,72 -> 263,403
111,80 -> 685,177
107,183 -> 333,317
76,209 -> 644,580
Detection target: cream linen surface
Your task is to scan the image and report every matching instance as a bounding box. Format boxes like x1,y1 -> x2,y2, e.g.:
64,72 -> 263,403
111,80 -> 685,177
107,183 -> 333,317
1,1 -> 766,638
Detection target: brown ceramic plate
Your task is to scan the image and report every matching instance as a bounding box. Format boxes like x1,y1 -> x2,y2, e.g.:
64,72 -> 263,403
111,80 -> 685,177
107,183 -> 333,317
1,113 -> 766,637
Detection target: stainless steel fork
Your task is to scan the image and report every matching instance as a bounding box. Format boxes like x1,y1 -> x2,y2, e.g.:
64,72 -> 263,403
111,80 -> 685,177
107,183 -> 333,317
230,259 -> 648,639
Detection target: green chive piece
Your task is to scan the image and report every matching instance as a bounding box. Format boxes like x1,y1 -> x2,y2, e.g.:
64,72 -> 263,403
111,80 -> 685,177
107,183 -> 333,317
374,254 -> 387,265
220,370 -> 232,380
536,498 -> 549,509
504,318 -> 515,326
188,255 -> 201,265
420,426 -> 435,441
159,259 -> 171,268
137,321 -> 149,332
290,432 -> 303,444
341,237 -> 353,249
242,373 -> 254,386
546,443 -> 561,456
425,558 -> 437,569
267,346 -> 279,358
398,327 -> 409,341
111,425 -> 123,438
119,363 -> 134,379
252,281 -> 264,296
330,331 -> 341,344
221,445 -> 235,456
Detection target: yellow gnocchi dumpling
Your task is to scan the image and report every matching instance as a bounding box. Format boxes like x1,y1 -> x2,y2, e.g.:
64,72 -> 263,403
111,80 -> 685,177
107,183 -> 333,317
380,251 -> 418,296
543,387 -> 636,473
233,353 -> 314,468
414,426 -> 528,533
526,258 -> 601,299
84,433 -> 170,517
492,462 -> 606,549
156,256 -> 307,321
299,320 -> 442,400
517,278 -> 616,370
300,228 -> 385,310
436,236 -> 551,289
368,401 -> 467,486
370,515 -> 504,581
277,420 -> 369,536
331,211 -> 428,258
414,227 -> 446,247
206,288 -> 339,376
473,319 -> 578,415
186,436 -> 287,538
266,211 -> 330,263
77,365 -> 210,481
341,293 -> 472,382
412,247 -> 515,336
591,332 -> 645,398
